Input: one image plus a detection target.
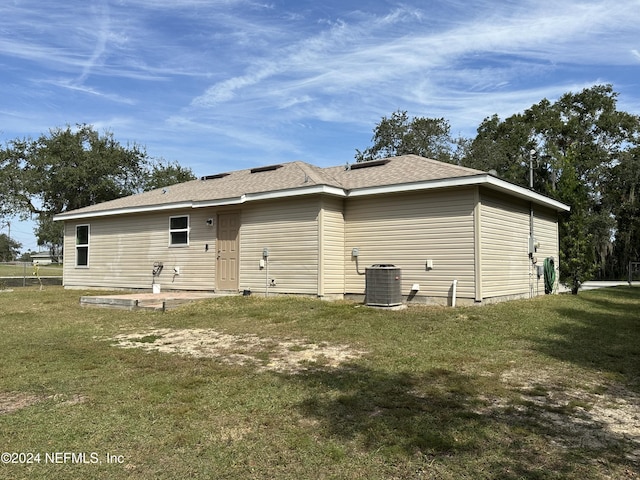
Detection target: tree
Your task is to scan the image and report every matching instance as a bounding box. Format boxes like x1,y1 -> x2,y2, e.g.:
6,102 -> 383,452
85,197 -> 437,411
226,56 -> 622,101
462,84 -> 640,291
461,112 -> 537,186
0,233 -> 21,262
18,251 -> 37,262
144,159 -> 196,191
554,149 -> 597,293
532,86 -> 638,287
356,86 -> 639,289
603,146 -> 640,277
355,110 -> 455,163
1,124 -> 195,252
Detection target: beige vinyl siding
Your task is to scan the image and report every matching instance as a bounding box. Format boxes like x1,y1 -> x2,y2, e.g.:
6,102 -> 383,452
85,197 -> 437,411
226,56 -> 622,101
239,197 -> 320,295
319,197 -> 345,295
345,188 -> 476,300
533,206 -> 560,294
62,209 -> 217,290
479,190 -> 530,298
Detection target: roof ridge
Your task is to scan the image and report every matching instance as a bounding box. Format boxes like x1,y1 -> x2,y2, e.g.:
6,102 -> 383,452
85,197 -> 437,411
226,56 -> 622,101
293,161 -> 344,188
390,154 -> 485,175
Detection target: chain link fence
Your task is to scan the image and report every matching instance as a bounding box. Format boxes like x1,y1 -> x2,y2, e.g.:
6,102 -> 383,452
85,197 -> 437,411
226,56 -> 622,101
0,262 -> 63,288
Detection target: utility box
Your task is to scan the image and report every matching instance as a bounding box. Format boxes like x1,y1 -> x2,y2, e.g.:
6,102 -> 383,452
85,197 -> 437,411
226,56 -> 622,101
365,264 -> 402,307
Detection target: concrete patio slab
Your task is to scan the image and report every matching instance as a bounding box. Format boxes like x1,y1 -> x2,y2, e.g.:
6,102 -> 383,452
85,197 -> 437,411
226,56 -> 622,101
80,291 -> 232,311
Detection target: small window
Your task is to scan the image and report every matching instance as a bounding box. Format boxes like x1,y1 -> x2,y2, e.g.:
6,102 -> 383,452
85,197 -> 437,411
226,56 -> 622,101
170,215 -> 189,246
76,225 -> 89,267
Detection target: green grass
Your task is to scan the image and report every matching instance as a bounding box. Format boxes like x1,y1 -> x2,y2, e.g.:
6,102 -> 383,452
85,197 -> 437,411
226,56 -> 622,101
1,287 -> 639,479
0,263 -> 63,278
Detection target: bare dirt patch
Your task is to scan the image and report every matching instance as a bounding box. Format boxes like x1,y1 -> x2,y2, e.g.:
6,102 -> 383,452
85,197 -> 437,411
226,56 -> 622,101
479,368 -> 640,464
109,328 -> 366,374
0,392 -> 42,415
0,392 -> 87,415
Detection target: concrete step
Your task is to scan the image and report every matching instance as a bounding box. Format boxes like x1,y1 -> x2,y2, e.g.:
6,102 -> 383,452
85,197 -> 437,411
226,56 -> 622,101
80,291 -> 230,312
80,296 -> 138,310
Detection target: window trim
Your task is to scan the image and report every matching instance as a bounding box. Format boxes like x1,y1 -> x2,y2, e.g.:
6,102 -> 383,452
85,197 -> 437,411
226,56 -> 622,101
75,224 -> 90,268
169,215 -> 190,247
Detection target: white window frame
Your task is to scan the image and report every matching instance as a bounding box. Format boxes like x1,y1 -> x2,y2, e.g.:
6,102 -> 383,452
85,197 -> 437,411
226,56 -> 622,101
169,215 -> 190,247
75,224 -> 90,268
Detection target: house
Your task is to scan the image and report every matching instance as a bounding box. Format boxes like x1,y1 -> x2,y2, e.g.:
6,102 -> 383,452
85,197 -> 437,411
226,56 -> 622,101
53,155 -> 570,305
30,251 -> 55,265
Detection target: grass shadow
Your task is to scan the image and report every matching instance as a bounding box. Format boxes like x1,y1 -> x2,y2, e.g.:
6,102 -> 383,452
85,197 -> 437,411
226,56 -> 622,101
287,364 -> 638,478
295,366 -> 487,456
536,287 -> 640,388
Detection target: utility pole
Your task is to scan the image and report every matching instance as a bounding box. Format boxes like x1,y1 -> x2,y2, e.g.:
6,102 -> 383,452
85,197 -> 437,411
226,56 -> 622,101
529,149 -> 537,189
0,220 -> 9,240
1,220 -> 13,261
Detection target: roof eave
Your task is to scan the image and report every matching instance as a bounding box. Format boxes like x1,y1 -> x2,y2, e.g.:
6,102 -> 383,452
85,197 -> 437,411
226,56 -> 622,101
192,184 -> 346,208
347,174 -> 570,212
53,173 -> 569,222
53,185 -> 347,221
482,175 -> 570,212
52,201 -> 195,222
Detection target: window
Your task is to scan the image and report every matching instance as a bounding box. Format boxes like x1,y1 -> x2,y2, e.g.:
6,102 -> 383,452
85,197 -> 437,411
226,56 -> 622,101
170,215 -> 189,246
76,225 -> 89,267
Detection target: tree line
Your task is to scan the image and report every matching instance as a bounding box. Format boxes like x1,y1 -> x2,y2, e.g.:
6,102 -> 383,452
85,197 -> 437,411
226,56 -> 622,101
356,85 -> 640,291
1,84 -> 638,291
0,124 -> 196,261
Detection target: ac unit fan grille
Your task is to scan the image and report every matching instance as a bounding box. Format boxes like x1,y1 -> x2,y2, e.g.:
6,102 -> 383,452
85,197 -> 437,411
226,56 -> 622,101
365,265 -> 402,306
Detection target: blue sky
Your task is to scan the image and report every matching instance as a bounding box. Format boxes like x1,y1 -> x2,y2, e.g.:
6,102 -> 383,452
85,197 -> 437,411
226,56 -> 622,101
2,0 -> 639,253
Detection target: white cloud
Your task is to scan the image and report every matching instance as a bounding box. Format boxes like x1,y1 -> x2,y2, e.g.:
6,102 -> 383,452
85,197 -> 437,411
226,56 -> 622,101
1,0 -> 639,161
183,0 -> 640,130
3,0 -> 640,253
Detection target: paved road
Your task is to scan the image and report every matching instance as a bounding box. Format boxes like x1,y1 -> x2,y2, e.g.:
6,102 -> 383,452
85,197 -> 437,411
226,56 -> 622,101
558,280 -> 640,293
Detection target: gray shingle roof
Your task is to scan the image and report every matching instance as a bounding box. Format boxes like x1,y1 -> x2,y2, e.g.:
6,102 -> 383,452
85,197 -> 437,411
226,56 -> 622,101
324,154 -> 484,189
54,155 -> 568,219
57,161 -> 334,216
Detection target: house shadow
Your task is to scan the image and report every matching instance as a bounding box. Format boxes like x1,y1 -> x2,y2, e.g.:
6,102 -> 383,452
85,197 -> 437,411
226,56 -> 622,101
282,363 -> 638,477
533,287 -> 640,391
292,366 -> 486,456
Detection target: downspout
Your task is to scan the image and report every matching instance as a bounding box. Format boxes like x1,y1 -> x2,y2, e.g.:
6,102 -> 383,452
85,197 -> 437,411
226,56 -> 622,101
265,255 -> 269,297
452,279 -> 458,307
262,248 -> 269,297
318,203 -> 324,297
529,149 -> 536,299
530,201 -> 534,299
473,187 -> 483,302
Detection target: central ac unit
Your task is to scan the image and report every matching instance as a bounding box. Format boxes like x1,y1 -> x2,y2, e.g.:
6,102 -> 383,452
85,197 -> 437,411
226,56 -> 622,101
365,265 -> 402,307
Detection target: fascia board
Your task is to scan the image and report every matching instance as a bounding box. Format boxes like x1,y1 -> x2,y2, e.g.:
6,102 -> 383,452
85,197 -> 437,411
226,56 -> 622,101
482,175 -> 570,211
53,175 -> 569,221
347,176 -> 482,197
53,185 -> 347,221
52,201 -> 195,221
347,174 -> 570,212
192,184 -> 346,208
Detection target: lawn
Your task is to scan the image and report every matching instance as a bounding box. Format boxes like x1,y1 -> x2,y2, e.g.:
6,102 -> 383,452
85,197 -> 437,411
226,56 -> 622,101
0,263 -> 63,278
0,287 -> 639,479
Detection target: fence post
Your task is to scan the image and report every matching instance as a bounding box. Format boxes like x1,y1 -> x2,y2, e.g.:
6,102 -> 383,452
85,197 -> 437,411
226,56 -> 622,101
23,262 -> 26,287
